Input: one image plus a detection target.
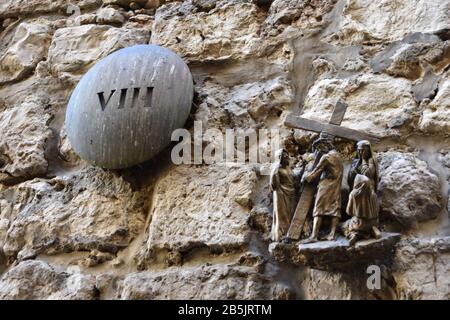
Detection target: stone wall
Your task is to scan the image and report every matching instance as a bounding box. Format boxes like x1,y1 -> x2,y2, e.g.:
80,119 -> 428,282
0,0 -> 449,299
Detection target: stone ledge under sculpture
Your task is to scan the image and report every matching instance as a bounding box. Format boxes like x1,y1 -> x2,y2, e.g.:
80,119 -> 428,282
269,233 -> 401,272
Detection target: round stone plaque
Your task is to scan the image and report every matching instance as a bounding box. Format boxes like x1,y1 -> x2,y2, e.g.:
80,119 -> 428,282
65,44 -> 193,169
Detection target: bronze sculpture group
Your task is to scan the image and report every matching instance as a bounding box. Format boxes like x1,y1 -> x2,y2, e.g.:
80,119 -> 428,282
270,134 -> 381,246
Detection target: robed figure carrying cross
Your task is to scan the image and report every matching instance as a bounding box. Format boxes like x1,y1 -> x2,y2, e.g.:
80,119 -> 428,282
299,132 -> 343,243
282,100 -> 379,242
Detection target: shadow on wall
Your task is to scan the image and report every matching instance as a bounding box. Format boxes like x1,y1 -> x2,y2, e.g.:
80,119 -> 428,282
0,249 -> 6,274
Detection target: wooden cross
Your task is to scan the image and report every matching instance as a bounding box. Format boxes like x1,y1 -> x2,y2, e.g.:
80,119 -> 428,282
284,100 -> 379,240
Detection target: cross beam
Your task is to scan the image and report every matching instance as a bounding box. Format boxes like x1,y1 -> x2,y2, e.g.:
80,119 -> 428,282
284,101 -> 380,144
285,116 -> 380,144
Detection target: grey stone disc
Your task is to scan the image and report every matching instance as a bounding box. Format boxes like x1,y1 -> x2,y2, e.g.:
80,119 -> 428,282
65,44 -> 193,169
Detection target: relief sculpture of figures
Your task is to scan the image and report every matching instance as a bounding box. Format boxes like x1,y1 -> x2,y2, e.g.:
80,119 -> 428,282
270,149 -> 296,242
300,133 -> 344,243
343,140 -> 381,245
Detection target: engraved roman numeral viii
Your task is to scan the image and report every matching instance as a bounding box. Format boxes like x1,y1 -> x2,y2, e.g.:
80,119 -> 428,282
97,87 -> 154,110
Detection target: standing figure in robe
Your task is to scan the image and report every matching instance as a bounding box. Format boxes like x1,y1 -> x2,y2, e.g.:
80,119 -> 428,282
301,133 -> 344,243
270,149 -> 296,242
343,140 -> 381,245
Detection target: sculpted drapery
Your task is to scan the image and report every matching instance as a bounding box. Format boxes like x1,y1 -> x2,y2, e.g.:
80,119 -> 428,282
306,150 -> 343,219
343,140 -> 380,244
270,149 -> 296,242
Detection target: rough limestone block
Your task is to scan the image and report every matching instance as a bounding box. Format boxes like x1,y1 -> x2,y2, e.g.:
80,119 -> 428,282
0,22 -> 52,85
0,260 -> 97,300
137,164 -> 257,266
0,97 -> 52,182
300,73 -> 418,138
378,151 -> 442,228
393,237 -> 450,300
47,25 -> 150,80
117,264 -> 294,299
327,0 -> 450,45
0,168 -> 146,260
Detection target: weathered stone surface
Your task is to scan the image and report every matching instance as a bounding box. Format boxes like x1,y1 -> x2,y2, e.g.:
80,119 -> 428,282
305,266 -> 397,300
47,25 -> 150,80
378,151 -> 442,228
0,97 -> 52,183
0,0 -> 101,18
73,249 -> 115,268
300,73 -> 418,138
0,260 -> 97,299
438,149 -> 450,214
0,64 -> 71,109
385,43 -> 432,80
117,264 -> 294,299
393,237 -> 450,299
312,57 -> 337,79
248,207 -> 272,241
96,7 -> 125,25
262,0 -> 338,37
269,233 -> 401,271
424,41 -> 450,74
0,22 -> 52,85
384,41 -> 450,80
327,0 -> 450,45
103,0 -> 147,8
151,0 -> 266,62
306,269 -> 353,299
73,13 -> 97,26
196,76 -> 294,129
126,13 -> 153,28
368,33 -> 450,91
58,125 -> 81,166
419,73 -> 450,135
0,249 -> 5,273
136,164 -> 257,267
0,168 -> 146,261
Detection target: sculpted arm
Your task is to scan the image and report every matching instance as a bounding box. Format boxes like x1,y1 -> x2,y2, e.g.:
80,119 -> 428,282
305,155 -> 328,183
269,166 -> 280,192
361,159 -> 376,179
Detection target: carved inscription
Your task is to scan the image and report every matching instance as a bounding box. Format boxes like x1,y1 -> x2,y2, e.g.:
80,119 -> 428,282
97,90 -> 115,111
97,87 -> 154,110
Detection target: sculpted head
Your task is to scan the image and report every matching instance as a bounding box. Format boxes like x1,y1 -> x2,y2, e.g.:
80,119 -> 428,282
315,141 -> 332,153
313,132 -> 334,153
275,148 -> 290,167
357,140 -> 372,160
